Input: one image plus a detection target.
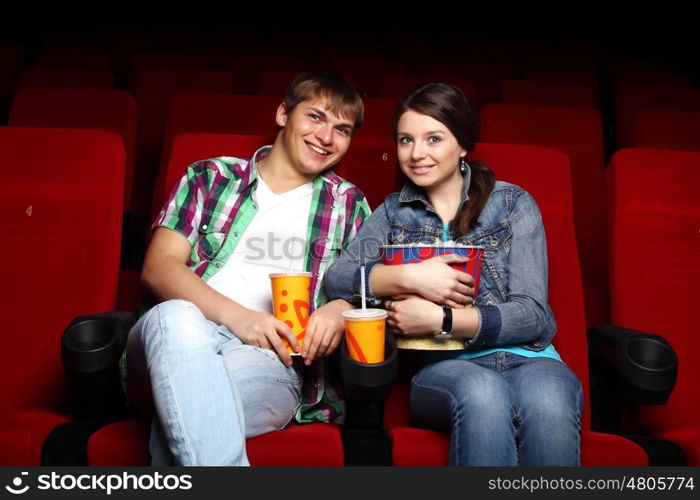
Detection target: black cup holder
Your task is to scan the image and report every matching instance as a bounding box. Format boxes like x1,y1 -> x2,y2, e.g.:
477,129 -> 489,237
340,333 -> 398,401
62,318 -> 123,376
626,338 -> 676,371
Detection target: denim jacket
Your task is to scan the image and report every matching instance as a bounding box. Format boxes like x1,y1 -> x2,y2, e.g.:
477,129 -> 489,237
324,166 -> 557,352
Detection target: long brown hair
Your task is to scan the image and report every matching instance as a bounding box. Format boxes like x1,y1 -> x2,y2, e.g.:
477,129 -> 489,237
392,82 -> 495,235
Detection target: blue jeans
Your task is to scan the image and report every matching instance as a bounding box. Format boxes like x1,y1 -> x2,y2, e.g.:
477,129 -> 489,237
410,352 -> 583,466
126,300 -> 302,466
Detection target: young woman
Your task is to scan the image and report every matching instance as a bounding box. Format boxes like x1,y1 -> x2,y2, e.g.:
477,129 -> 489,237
324,82 -> 583,466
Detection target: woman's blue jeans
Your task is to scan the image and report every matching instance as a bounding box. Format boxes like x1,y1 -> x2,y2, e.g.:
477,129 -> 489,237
410,352 -> 583,466
126,300 -> 302,466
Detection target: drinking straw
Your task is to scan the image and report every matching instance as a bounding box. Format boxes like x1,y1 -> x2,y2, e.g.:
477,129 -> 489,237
360,265 -> 367,311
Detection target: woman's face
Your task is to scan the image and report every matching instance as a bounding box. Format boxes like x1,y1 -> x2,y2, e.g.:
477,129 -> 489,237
396,109 -> 467,191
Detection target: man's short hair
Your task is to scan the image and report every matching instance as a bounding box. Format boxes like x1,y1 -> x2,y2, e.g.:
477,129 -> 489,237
282,71 -> 364,132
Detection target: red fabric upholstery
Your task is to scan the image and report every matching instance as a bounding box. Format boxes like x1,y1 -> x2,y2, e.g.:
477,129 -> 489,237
328,57 -> 405,97
336,135 -> 399,210
384,143 -> 647,465
631,110 -> 700,151
0,127 -> 125,465
614,85 -> 700,149
377,75 -> 477,103
87,420 -> 344,466
354,98 -> 396,139
608,148 -> 700,464
422,61 -> 504,104
9,88 -> 136,210
152,132 -> 274,221
480,104 -> 609,328
500,79 -> 598,108
131,69 -> 233,213
16,67 -> 114,90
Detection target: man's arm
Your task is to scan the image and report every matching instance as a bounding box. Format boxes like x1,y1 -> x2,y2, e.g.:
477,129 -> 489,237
142,227 -> 299,366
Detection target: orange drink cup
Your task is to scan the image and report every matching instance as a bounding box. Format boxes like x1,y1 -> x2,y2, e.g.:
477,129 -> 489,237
270,272 -> 311,355
342,309 -> 387,364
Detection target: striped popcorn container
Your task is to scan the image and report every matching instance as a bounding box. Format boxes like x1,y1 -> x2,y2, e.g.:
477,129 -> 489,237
380,244 -> 485,302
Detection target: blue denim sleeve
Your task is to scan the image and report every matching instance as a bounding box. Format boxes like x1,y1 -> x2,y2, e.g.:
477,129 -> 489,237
468,191 -> 556,349
324,202 -> 391,306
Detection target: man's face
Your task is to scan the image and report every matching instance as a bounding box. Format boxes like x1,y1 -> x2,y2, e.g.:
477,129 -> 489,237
276,96 -> 355,178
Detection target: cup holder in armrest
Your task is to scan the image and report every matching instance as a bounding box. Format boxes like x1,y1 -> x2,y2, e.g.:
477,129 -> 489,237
340,333 -> 398,401
588,325 -> 678,405
61,312 -> 135,386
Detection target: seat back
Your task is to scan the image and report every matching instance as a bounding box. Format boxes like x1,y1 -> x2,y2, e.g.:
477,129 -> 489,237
631,110 -> 700,151
500,79 -> 598,108
608,148 -> 700,429
480,103 -> 608,327
9,88 -> 136,210
16,67 -> 114,90
384,143 -> 591,429
152,132 -> 273,221
614,85 -> 700,149
0,127 -> 124,411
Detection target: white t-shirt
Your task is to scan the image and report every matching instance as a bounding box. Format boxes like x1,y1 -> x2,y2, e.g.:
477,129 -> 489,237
206,175 -> 313,313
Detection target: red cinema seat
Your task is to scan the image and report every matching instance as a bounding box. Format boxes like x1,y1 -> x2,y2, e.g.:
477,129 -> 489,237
152,132 -> 273,221
256,70 -> 304,96
377,75 -> 477,104
8,88 -> 136,210
607,60 -> 694,95
355,98 -> 396,139
328,57 -> 405,97
480,103 -> 609,329
385,143 -> 647,466
631,110 -> 700,151
228,55 -> 308,94
607,148 -> 700,465
85,132 -> 346,466
0,127 -> 125,465
422,61 -> 505,104
500,79 -> 599,108
633,110 -> 700,151
614,85 -> 700,149
16,67 -> 114,90
130,68 -> 233,213
335,135 -> 399,210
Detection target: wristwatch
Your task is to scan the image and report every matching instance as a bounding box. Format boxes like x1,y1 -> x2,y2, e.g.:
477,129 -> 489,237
434,306 -> 453,339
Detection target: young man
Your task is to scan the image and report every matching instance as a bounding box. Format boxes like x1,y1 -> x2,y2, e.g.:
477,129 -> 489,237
126,71 -> 370,466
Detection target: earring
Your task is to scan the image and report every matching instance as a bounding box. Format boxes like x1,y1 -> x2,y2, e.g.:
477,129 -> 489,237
459,157 -> 469,176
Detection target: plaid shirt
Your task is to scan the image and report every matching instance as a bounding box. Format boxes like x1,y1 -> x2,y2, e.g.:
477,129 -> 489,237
153,146 -> 370,423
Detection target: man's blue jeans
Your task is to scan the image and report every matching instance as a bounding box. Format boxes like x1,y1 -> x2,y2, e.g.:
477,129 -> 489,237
410,352 -> 583,466
126,300 -> 302,466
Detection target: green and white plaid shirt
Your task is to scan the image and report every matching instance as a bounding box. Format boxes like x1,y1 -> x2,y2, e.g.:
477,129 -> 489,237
154,145 -> 371,423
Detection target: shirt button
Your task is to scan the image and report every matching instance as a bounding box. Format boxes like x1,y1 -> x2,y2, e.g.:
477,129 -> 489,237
486,300 -> 495,306
490,240 -> 498,247
201,224 -> 208,230
214,262 -> 221,268
233,231 -> 239,237
252,203 -> 257,209
533,342 -> 541,346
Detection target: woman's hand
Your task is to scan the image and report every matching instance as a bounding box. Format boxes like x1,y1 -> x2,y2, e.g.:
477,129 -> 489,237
406,255 -> 475,307
301,300 -> 352,365
385,294 -> 444,336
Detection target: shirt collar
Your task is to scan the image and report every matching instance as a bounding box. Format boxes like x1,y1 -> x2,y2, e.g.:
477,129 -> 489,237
397,160 -> 472,208
238,145 -> 344,194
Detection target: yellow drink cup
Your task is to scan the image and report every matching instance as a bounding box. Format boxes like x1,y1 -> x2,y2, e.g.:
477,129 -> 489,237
342,309 -> 387,364
270,272 -> 311,355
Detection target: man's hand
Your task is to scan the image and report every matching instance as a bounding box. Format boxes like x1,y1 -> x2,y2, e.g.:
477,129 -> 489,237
225,308 -> 299,367
301,299 -> 353,365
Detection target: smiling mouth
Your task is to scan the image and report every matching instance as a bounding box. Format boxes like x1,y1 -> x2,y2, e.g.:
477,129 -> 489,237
410,165 -> 434,174
306,142 -> 330,156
